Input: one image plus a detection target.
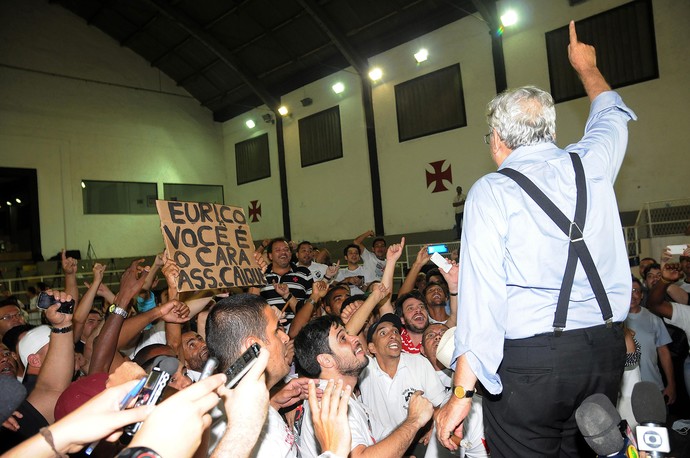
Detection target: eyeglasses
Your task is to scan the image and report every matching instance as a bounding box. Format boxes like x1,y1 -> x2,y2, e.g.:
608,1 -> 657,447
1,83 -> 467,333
483,132 -> 492,145
0,312 -> 21,321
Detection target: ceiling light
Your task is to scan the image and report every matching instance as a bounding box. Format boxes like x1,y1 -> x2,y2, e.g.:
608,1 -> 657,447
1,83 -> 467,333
81,181 -> 86,189
414,48 -> 428,63
15,198 -> 21,204
332,82 -> 345,94
368,67 -> 383,81
245,119 -> 256,128
278,106 -> 289,116
6,201 -> 11,206
500,10 -> 518,27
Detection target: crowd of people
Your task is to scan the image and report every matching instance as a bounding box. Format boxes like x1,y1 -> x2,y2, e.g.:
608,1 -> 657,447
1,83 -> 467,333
0,21 -> 688,458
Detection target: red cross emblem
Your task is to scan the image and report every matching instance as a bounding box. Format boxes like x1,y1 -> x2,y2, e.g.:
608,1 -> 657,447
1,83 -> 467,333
248,200 -> 261,222
425,160 -> 452,193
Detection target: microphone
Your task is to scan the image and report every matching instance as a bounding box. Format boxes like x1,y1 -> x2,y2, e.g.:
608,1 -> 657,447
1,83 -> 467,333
631,381 -> 670,457
0,376 -> 27,423
576,393 -> 626,456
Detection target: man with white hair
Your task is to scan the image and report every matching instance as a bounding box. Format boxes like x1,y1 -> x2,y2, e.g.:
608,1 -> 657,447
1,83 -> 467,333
436,22 -> 637,456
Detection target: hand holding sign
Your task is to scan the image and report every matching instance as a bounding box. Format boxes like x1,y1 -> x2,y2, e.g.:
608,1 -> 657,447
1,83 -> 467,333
157,201 -> 266,292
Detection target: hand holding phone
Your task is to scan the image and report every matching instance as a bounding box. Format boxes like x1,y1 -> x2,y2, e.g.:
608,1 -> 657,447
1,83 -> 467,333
37,291 -> 75,314
430,252 -> 452,274
225,343 -> 261,389
667,245 -> 687,255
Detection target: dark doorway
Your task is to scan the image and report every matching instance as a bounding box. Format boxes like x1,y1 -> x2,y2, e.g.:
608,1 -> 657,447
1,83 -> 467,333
0,168 -> 42,262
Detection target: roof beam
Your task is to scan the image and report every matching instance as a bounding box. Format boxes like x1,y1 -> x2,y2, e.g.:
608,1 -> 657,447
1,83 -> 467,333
141,0 -> 279,111
295,0 -> 367,75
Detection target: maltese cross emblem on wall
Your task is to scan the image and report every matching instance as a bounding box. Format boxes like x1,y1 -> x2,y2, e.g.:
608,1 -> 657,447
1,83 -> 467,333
425,160 -> 452,193
248,200 -> 261,222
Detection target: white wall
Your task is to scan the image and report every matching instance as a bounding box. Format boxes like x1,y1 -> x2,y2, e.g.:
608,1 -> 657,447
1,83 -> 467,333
0,0 -> 225,259
223,0 -> 690,243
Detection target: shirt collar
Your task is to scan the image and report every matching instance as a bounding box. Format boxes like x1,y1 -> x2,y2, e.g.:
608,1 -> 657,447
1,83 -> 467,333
498,142 -> 555,171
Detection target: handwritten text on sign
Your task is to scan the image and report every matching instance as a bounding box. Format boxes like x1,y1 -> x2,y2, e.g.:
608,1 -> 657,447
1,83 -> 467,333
156,200 -> 265,292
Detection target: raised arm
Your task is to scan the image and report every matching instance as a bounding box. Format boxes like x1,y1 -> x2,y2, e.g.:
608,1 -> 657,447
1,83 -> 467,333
438,260 -> 459,325
398,244 -> 430,296
354,230 -> 375,252
345,282 -> 389,336
61,249 -> 79,304
89,260 -> 149,375
141,252 -> 164,292
73,263 -> 105,343
116,300 -> 190,350
288,280 -> 328,339
568,20 -> 610,101
27,292 -> 75,424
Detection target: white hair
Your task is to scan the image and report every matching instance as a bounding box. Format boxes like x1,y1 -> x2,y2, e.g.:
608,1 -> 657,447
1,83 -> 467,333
486,86 -> 556,150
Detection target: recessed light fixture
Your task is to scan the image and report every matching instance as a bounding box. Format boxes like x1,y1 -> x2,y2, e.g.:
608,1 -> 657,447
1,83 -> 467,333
368,67 -> 383,81
500,10 -> 518,27
414,48 -> 428,63
278,106 -> 289,116
332,82 -> 345,94
6,201 -> 11,206
81,181 -> 86,189
15,198 -> 21,204
245,119 -> 256,128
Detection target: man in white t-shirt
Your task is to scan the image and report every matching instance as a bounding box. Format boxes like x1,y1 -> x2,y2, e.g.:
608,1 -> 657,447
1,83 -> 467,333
336,244 -> 374,295
354,230 -> 387,281
296,241 -> 329,282
360,313 -> 447,457
294,315 -> 434,458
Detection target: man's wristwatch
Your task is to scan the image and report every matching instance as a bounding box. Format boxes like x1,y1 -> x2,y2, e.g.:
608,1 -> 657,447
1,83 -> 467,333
452,385 -> 475,400
108,304 -> 128,319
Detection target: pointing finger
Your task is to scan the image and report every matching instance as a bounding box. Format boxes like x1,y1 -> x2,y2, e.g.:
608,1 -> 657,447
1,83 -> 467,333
569,20 -> 577,45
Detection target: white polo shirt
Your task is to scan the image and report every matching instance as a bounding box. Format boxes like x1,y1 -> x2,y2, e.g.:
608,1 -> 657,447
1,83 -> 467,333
299,388 -> 386,458
359,353 -> 448,435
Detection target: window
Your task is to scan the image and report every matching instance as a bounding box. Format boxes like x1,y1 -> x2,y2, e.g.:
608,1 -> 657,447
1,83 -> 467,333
163,184 -> 224,204
299,106 -> 343,167
546,0 -> 658,103
82,180 -> 157,215
235,134 -> 270,185
395,64 -> 467,142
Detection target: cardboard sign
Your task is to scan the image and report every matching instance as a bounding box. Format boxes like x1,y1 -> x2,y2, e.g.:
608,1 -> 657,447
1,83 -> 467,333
156,200 -> 266,292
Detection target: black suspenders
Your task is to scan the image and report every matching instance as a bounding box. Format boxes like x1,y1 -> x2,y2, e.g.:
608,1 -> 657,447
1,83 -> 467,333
498,153 -> 613,334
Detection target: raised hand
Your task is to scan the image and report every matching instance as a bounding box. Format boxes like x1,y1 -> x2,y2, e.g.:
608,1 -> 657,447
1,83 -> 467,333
325,261 -> 340,279
309,379 -> 351,457
386,237 -> 406,263
61,249 -> 78,275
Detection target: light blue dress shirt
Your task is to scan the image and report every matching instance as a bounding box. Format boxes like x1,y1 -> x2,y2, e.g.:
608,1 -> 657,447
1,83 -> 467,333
452,91 -> 637,394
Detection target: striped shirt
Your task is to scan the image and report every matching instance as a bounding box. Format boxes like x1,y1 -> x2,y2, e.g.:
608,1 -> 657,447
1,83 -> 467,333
260,263 -> 313,323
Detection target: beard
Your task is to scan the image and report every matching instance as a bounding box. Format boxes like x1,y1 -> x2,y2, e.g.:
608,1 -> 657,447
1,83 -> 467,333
334,351 -> 369,378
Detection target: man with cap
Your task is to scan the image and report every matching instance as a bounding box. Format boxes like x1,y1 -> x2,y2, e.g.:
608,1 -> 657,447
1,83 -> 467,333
359,313 -> 448,457
0,291 -> 75,453
294,314 -> 434,458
